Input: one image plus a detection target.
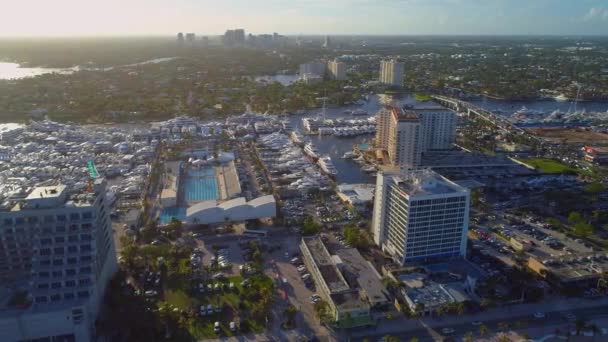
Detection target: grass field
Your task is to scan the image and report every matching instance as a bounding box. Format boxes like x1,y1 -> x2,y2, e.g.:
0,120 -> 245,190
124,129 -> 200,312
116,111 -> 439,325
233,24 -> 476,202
519,158 -> 577,174
414,93 -> 433,102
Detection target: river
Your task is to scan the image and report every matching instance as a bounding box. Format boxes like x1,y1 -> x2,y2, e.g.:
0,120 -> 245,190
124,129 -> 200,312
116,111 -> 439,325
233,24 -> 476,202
287,93 -> 608,185
0,57 -> 179,80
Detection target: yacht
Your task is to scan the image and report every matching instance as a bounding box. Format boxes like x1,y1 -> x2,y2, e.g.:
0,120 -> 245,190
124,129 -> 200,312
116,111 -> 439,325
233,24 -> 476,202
362,165 -> 376,173
317,155 -> 338,177
342,151 -> 358,159
303,142 -> 320,161
554,94 -> 569,102
351,109 -> 368,116
289,131 -> 304,146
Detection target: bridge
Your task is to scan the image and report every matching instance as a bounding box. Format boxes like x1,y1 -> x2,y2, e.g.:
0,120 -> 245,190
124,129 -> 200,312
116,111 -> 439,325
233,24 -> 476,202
432,95 -> 543,145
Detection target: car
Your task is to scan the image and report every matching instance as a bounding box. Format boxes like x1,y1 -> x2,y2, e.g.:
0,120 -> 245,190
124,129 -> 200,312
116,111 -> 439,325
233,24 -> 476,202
207,304 -> 214,314
214,321 -> 220,333
215,305 -> 222,313
533,312 -> 545,319
564,312 -> 576,321
229,321 -> 236,332
471,321 -> 482,326
441,328 -> 455,334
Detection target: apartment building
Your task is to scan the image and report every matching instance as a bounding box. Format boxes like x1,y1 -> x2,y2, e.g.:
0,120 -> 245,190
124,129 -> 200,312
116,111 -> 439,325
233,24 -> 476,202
327,60 -> 347,80
371,169 -> 470,265
379,59 -> 404,87
0,179 -> 118,342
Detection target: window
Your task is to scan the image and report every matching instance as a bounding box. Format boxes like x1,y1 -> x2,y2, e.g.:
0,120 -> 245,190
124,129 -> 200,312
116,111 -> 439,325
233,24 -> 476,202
66,269 -> 76,276
80,244 -> 92,252
50,294 -> 61,302
51,282 -> 62,289
35,296 -> 47,303
38,271 -> 50,278
68,246 -> 78,254
55,226 -> 66,233
82,212 -> 93,219
64,293 -> 75,300
77,291 -> 89,298
53,259 -> 64,266
68,235 -> 78,242
78,278 -> 91,286
65,280 -> 76,287
54,247 -> 65,255
3,218 -> 12,225
67,257 -> 77,264
38,283 -> 49,289
52,270 -> 63,277
69,213 -> 80,221
40,248 -> 51,256
57,215 -> 66,222
55,236 -> 65,243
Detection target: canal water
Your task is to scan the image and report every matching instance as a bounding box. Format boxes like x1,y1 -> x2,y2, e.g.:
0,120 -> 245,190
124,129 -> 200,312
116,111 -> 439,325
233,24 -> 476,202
287,93 -> 608,185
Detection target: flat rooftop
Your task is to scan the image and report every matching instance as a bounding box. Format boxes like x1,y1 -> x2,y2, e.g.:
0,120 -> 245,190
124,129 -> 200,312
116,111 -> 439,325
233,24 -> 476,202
337,184 -> 375,203
25,185 -> 66,200
335,248 -> 388,305
303,237 -> 350,293
391,169 -> 468,197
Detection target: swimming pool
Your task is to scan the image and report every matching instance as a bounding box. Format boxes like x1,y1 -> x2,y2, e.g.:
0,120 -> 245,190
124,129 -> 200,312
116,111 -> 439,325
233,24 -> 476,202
160,207 -> 186,224
182,167 -> 219,202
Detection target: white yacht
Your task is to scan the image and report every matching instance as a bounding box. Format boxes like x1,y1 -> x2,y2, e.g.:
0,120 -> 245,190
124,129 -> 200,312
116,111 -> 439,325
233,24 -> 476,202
289,131 -> 304,146
317,155 -> 338,177
342,151 -> 358,159
351,109 -> 368,116
303,142 -> 320,161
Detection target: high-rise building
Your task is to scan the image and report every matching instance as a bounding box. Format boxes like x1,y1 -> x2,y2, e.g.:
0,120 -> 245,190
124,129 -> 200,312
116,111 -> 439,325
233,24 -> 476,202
0,180 -> 118,341
415,108 -> 457,151
177,32 -> 184,43
375,106 -> 422,170
323,35 -> 331,48
379,59 -> 405,87
222,29 -> 246,46
299,62 -> 326,78
371,169 -> 470,265
185,33 -> 195,42
376,106 -> 457,168
201,36 -> 209,47
327,60 -> 347,80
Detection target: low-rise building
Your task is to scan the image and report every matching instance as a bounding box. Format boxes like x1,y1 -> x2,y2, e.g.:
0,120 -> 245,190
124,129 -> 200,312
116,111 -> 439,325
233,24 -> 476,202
299,237 -> 375,328
582,145 -> 608,164
336,184 -> 375,208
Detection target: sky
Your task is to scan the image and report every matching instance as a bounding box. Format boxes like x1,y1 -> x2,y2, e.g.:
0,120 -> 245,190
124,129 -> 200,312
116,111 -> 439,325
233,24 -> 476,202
1,0 -> 608,36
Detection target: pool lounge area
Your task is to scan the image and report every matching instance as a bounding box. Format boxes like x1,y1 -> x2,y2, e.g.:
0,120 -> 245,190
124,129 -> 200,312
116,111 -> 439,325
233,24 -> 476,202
160,167 -> 219,224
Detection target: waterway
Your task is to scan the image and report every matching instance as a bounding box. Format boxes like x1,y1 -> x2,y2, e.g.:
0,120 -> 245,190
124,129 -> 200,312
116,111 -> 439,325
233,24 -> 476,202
0,57 -> 179,80
287,93 -> 608,185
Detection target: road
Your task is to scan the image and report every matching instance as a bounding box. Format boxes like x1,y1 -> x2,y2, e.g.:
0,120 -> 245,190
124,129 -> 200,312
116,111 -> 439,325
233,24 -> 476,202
347,298 -> 608,342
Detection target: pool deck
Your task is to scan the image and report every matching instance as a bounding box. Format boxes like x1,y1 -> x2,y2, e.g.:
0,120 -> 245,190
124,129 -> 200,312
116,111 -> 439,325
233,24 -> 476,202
218,161 -> 241,199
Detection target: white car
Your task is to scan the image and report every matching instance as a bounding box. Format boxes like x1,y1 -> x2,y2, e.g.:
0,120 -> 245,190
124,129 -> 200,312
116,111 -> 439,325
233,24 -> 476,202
229,321 -> 236,332
534,312 -> 545,319
471,321 -> 482,326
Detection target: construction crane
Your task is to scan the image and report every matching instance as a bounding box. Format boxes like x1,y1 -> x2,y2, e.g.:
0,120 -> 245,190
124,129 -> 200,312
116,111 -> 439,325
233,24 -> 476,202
87,161 -> 100,192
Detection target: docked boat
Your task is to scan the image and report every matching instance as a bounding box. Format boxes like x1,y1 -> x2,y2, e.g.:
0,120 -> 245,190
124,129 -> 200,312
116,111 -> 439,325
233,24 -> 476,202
362,165 -> 376,173
342,151 -> 358,159
351,109 -> 368,116
554,94 -> 569,102
317,155 -> 338,177
303,142 -> 320,161
290,131 -> 304,146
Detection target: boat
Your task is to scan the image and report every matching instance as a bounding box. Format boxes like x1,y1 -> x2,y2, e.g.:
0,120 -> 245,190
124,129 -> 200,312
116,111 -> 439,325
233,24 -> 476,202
303,142 -> 320,161
362,165 -> 376,172
342,151 -> 358,159
289,131 -> 304,146
351,109 -> 368,116
317,155 -> 338,177
554,94 -> 569,102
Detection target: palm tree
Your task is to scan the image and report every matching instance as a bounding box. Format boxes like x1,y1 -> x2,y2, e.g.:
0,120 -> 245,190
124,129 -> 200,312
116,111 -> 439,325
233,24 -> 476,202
575,318 -> 588,335
479,324 -> 489,337
463,331 -> 474,342
382,335 -> 400,342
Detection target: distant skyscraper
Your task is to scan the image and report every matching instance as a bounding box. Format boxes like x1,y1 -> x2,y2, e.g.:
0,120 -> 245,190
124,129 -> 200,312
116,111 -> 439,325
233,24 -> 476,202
323,35 -> 331,48
379,59 -> 405,87
201,36 -> 209,47
371,169 -> 470,265
327,60 -> 347,80
223,29 -> 246,46
376,106 -> 422,170
0,180 -> 118,341
299,62 -> 326,78
185,33 -> 195,42
177,32 -> 184,43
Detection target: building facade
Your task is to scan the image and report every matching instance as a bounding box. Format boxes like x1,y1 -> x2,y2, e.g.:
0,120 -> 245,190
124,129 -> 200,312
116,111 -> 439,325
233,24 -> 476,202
299,62 -> 326,78
372,170 -> 470,265
327,60 -> 347,80
379,60 -> 404,87
376,107 -> 422,170
415,108 -> 457,151
0,179 -> 118,342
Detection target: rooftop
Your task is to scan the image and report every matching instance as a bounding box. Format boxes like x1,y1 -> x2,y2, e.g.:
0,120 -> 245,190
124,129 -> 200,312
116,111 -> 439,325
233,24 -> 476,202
335,248 -> 388,306
337,183 -> 375,204
303,237 -> 350,293
25,185 -> 66,201
391,169 -> 468,197
390,107 -> 419,123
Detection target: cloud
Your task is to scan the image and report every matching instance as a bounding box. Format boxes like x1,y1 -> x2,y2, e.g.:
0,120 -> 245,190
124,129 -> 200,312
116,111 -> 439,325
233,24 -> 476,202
584,7 -> 608,21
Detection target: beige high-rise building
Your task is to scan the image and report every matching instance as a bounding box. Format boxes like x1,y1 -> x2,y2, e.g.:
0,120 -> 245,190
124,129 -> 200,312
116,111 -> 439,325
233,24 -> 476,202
375,106 -> 421,170
327,60 -> 346,80
379,59 -> 404,87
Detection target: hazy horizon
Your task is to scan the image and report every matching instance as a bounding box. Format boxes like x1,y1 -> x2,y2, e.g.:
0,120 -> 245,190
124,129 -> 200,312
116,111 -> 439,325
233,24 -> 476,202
1,0 -> 608,37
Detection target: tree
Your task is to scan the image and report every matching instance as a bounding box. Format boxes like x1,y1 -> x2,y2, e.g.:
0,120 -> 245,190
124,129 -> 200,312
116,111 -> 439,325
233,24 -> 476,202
568,211 -> 583,225
409,338 -> 419,342
573,221 -> 594,237
479,324 -> 489,337
302,216 -> 321,236
164,218 -> 183,239
463,331 -> 474,342
382,335 -> 400,342
584,182 -> 604,195
575,318 -> 588,335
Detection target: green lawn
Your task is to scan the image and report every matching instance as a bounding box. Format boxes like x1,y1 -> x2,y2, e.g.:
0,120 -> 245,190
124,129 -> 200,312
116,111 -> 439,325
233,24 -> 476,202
414,93 -> 433,102
518,158 -> 577,174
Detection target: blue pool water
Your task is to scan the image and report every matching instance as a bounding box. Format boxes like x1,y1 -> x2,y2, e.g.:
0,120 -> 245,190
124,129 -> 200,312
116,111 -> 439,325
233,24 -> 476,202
159,167 -> 219,224
183,168 -> 219,202
160,207 -> 186,224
